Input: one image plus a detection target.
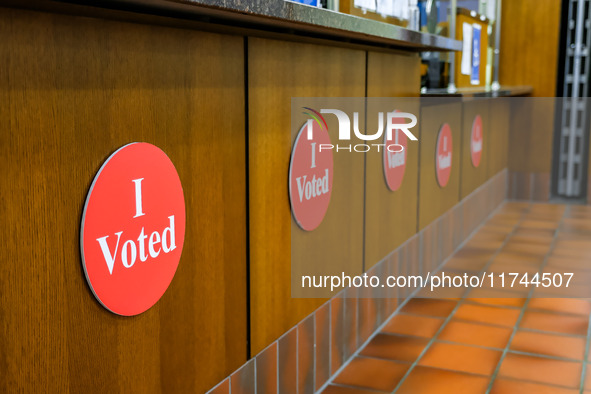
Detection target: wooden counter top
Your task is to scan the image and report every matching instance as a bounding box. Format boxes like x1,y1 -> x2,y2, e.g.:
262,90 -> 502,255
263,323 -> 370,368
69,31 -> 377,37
1,0 -> 462,52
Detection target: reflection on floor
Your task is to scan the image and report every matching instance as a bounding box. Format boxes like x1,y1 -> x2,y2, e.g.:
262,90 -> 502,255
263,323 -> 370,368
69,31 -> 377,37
323,202 -> 591,393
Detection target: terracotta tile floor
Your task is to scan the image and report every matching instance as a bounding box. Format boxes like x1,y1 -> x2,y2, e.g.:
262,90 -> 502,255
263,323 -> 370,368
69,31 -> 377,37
323,203 -> 591,393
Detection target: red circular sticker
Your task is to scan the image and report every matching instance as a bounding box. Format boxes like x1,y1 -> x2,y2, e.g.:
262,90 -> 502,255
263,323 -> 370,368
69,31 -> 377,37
383,128 -> 407,192
81,143 -> 186,316
471,114 -> 483,167
289,121 -> 333,231
435,123 -> 453,188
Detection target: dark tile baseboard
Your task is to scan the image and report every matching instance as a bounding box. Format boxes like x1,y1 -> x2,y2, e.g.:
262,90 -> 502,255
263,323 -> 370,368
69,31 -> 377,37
508,171 -> 550,202
209,169 -> 509,394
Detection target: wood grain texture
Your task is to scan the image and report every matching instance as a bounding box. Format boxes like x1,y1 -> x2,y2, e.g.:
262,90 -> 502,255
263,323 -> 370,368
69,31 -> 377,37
487,99 -> 510,176
0,8 -> 246,393
460,99 -> 490,198
500,0 -> 560,174
454,13 -> 489,89
248,37 -> 366,355
365,51 -> 421,267
500,0 -> 561,97
418,102 -> 463,230
507,98 -> 556,173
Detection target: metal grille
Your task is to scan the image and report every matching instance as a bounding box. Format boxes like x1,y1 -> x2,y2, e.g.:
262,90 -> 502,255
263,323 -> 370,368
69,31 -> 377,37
557,0 -> 591,197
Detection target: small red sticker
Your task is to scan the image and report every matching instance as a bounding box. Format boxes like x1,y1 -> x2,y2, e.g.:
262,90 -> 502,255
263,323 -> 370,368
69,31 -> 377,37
471,114 -> 483,168
383,127 -> 407,192
289,121 -> 333,231
80,143 -> 186,316
436,124 -> 453,188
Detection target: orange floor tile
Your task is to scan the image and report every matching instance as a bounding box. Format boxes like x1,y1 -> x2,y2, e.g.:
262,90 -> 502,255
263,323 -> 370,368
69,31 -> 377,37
322,202 -> 591,393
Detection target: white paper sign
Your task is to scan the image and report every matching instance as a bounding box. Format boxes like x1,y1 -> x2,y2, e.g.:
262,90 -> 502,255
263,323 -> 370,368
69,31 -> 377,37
377,0 -> 394,16
354,0 -> 376,11
486,0 -> 497,21
461,22 -> 473,76
393,0 -> 404,18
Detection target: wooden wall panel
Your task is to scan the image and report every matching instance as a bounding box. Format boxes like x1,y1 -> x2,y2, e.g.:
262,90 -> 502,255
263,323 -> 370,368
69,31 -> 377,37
500,0 -> 561,97
418,102 -> 463,230
507,99 -> 556,173
0,8 -> 246,393
365,51 -> 421,267
487,99 -> 510,176
248,37 -> 366,355
588,120 -> 591,200
501,0 -> 561,175
460,99 -> 490,198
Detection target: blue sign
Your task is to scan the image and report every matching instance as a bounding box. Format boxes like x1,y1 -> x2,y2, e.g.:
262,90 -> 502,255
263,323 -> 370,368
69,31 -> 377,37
471,24 -> 481,85
289,0 -> 319,6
